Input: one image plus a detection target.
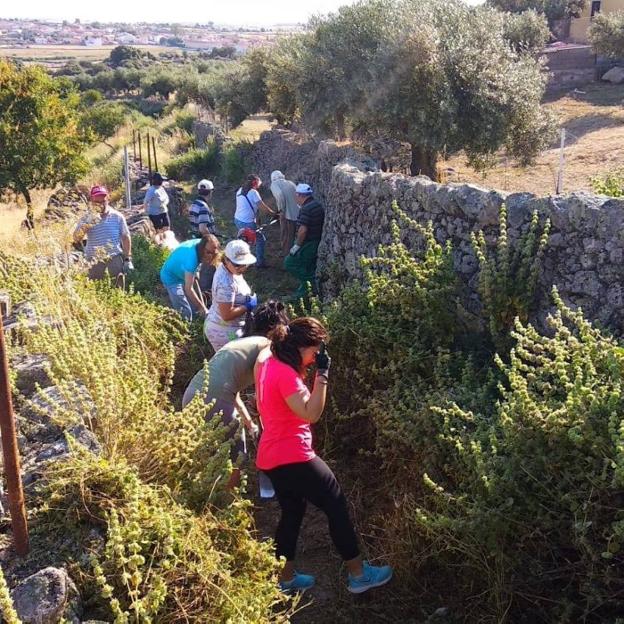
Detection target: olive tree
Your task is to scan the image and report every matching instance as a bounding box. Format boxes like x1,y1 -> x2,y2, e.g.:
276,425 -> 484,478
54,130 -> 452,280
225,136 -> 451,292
265,0 -> 555,178
0,60 -> 90,226
588,11 -> 624,58
502,9 -> 551,53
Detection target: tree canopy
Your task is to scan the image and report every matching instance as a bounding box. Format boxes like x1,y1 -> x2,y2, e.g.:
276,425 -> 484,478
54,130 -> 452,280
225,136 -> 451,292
0,60 -> 91,222
588,10 -> 624,58
260,0 -> 555,177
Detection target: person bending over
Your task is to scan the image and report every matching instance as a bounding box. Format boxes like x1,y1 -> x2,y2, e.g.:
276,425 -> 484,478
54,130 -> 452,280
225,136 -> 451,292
182,301 -> 289,489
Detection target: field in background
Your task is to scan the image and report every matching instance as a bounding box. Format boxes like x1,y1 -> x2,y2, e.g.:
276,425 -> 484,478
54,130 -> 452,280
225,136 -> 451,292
0,45 -> 179,64
443,83 -> 624,195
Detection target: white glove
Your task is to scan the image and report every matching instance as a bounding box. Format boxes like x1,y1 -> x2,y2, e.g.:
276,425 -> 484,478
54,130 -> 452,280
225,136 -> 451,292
123,258 -> 134,273
247,421 -> 260,442
289,244 -> 301,256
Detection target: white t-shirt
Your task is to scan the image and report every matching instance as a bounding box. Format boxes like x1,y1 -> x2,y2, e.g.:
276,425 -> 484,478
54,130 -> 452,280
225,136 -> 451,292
234,188 -> 262,223
206,263 -> 252,329
144,186 -> 169,216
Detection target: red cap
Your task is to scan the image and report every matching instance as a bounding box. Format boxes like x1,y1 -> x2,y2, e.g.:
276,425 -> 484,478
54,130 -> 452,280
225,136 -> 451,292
89,185 -> 108,199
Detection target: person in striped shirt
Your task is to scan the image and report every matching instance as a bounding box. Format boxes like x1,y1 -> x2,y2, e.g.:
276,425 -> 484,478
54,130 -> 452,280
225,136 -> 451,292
73,185 -> 133,281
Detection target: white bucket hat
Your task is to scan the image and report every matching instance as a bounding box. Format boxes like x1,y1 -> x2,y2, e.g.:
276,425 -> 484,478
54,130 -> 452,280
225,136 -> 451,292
224,239 -> 257,266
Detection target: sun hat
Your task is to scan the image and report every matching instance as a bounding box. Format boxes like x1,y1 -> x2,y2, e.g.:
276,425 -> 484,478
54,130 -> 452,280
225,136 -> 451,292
271,170 -> 285,182
225,239 -> 257,266
198,179 -> 214,190
295,183 -> 313,195
89,185 -> 108,199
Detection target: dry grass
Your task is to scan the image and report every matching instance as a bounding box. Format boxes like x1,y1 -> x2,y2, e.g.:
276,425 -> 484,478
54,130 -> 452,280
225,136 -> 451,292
0,45 -> 178,63
0,189 -> 52,244
229,114 -> 274,143
443,83 -> 624,196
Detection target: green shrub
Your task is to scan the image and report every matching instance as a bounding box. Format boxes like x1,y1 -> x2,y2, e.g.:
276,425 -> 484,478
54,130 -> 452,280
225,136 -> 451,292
221,141 -> 250,185
126,235 -> 170,298
591,169 -> 624,197
404,291 -> 624,622
471,203 -> 550,353
166,141 -> 219,180
40,451 -> 288,622
174,110 -> 196,134
0,566 -> 19,624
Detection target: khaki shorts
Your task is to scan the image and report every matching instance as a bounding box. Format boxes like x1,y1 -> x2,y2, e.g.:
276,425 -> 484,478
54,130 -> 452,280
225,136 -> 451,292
88,254 -> 124,282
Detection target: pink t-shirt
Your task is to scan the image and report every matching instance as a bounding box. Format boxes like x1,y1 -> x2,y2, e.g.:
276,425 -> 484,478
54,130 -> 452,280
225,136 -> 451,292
255,355 -> 316,470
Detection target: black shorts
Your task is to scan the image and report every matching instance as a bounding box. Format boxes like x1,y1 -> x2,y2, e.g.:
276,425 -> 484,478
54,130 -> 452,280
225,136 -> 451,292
148,213 -> 170,230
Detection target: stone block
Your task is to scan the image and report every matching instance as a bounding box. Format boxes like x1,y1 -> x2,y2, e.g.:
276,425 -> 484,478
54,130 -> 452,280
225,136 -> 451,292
12,567 -> 82,624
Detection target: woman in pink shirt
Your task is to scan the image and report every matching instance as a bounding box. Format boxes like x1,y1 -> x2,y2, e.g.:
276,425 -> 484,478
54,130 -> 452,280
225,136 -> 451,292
255,317 -> 393,594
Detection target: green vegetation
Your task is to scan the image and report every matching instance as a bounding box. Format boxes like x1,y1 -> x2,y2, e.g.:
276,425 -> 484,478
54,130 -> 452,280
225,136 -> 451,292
0,567 -> 19,624
165,142 -> 220,180
589,10 -> 624,58
0,249 -> 288,622
487,0 -> 586,25
502,9 -> 552,53
126,235 -> 171,297
0,60 -> 91,223
591,168 -> 624,196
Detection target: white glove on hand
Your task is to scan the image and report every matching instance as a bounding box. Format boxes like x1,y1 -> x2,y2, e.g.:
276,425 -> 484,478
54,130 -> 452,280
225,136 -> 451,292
289,244 -> 301,256
123,258 -> 134,273
247,421 -> 260,442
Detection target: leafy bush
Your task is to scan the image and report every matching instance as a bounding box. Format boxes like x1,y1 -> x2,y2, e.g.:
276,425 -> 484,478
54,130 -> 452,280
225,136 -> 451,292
221,141 -> 250,185
166,141 -> 219,180
40,451 -> 287,622
126,235 -> 170,298
502,9 -> 551,54
174,110 -> 196,134
403,292 -> 624,622
0,567 -> 19,624
591,168 -> 624,197
471,203 -> 550,352
588,10 -> 624,58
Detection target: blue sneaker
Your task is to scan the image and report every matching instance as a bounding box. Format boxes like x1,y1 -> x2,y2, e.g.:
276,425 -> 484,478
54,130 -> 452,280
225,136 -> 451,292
279,571 -> 316,593
348,561 -> 393,594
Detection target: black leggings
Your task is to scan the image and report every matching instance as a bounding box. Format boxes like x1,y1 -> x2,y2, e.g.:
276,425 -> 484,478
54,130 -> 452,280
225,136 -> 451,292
265,456 -> 360,562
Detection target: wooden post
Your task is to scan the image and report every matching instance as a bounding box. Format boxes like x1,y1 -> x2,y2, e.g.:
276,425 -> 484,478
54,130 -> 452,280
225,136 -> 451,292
556,128 -> 565,195
132,129 -> 136,161
124,146 -> 132,212
146,131 -> 152,178
152,136 -> 158,174
138,132 -> 143,169
0,314 -> 30,556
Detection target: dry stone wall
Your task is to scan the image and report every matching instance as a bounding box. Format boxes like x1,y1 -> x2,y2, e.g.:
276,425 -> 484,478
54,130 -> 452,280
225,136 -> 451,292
249,128 -> 624,331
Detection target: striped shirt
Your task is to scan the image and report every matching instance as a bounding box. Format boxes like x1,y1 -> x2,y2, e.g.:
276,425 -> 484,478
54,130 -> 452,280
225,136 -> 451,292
188,197 -> 216,235
77,208 -> 130,261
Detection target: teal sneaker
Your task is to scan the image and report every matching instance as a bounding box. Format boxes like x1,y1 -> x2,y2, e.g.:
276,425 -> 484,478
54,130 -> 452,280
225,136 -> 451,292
348,561 -> 393,594
279,571 -> 316,593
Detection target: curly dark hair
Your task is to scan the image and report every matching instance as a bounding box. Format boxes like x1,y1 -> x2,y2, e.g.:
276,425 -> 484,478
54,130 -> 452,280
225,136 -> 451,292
269,317 -> 328,372
243,300 -> 289,337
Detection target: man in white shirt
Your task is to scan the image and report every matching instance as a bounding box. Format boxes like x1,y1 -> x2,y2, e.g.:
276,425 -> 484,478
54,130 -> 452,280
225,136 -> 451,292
270,170 -> 300,256
73,185 -> 133,282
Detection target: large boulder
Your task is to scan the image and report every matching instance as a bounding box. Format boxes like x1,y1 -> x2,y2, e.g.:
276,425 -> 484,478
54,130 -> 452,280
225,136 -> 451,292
602,66 -> 624,84
11,567 -> 82,624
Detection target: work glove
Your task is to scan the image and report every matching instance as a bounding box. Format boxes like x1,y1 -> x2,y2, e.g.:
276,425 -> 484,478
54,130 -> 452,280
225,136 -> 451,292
123,258 -> 134,273
245,293 -> 258,312
289,244 -> 301,256
315,342 -> 331,377
247,421 -> 260,443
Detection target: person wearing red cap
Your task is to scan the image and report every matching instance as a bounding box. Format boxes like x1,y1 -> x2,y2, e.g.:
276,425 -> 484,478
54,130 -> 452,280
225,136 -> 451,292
74,185 -> 133,281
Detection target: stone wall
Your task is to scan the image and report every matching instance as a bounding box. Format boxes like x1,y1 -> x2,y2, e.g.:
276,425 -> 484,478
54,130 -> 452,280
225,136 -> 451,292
249,128 -> 624,331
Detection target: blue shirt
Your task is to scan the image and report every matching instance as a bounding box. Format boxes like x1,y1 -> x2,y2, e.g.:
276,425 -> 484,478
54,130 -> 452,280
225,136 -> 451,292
160,239 -> 201,286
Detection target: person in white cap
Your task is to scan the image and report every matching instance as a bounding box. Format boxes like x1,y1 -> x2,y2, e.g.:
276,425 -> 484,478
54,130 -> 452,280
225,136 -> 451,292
204,239 -> 259,352
270,171 -> 299,256
188,179 -> 216,237
284,183 -> 325,299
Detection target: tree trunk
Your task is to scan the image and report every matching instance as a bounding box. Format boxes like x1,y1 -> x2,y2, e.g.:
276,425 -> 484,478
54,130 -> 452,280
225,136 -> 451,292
410,145 -> 439,181
335,110 -> 346,141
19,186 -> 34,230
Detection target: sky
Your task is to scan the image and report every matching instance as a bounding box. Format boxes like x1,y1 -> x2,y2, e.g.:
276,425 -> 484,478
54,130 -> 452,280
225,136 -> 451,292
2,0 -> 484,27
2,0 -> 360,27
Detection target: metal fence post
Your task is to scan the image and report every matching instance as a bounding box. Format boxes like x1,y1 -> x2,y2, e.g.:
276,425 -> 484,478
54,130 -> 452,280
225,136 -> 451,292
0,314 -> 29,556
